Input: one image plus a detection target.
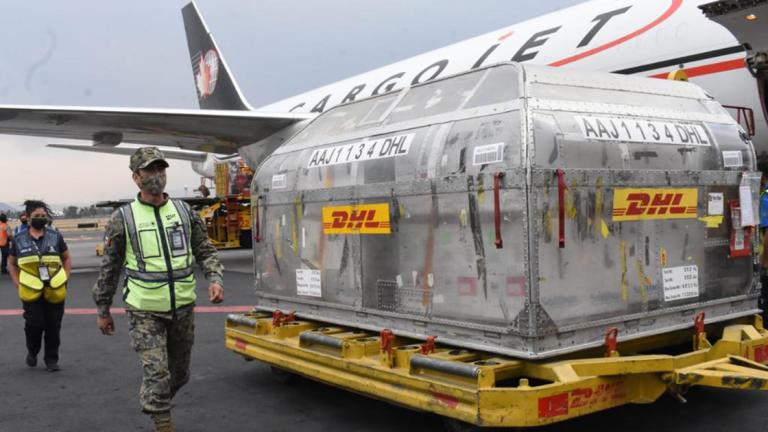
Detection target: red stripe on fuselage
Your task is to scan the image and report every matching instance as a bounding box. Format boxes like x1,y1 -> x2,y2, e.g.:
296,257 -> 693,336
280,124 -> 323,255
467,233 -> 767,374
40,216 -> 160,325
649,58 -> 746,79
550,0 -> 684,67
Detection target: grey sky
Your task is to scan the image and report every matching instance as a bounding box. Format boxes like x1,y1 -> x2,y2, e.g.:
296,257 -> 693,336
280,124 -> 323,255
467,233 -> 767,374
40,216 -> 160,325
0,0 -> 584,208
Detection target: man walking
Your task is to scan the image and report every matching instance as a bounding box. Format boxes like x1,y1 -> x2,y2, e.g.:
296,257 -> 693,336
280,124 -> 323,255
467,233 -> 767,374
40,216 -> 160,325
93,147 -> 224,432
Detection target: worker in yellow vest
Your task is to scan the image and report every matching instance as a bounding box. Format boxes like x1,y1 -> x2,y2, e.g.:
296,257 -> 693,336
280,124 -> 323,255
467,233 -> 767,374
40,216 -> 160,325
93,147 -> 224,432
7,200 -> 71,371
0,213 -> 11,274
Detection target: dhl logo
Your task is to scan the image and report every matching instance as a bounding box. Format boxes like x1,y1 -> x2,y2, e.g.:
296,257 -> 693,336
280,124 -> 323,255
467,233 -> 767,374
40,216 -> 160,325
612,188 -> 698,221
322,203 -> 391,234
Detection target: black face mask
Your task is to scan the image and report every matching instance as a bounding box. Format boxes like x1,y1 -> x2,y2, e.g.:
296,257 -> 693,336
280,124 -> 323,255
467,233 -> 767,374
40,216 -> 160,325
30,217 -> 48,230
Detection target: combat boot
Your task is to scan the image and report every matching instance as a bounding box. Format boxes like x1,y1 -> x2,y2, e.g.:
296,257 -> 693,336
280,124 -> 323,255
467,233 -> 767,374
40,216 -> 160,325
152,414 -> 175,432
153,419 -> 175,432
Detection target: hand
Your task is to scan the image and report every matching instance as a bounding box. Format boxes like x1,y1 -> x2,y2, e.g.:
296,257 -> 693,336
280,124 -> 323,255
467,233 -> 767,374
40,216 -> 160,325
208,283 -> 224,304
97,315 -> 115,336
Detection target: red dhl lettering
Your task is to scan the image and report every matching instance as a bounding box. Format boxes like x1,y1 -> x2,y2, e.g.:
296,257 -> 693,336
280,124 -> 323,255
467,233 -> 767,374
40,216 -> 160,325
538,382 -> 626,419
322,203 -> 391,234
613,188 -> 697,221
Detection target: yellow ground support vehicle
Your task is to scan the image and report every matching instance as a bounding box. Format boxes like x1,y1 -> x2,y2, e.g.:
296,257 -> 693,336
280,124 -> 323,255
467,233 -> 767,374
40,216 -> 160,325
226,311 -> 768,430
199,194 -> 252,249
201,160 -> 254,249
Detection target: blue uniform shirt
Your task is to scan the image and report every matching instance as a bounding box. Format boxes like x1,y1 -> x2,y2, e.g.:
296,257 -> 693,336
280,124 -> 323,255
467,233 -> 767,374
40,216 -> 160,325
761,190 -> 768,228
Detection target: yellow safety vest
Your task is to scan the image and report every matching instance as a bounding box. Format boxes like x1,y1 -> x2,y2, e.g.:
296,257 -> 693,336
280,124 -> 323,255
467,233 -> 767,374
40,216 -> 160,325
122,199 -> 196,312
14,229 -> 67,304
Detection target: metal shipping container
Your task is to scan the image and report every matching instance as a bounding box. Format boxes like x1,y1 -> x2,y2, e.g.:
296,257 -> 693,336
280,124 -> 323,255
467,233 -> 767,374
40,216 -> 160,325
251,62 -> 760,359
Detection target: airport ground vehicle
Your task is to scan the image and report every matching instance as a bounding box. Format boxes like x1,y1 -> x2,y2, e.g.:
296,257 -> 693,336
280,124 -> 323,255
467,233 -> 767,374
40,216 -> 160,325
225,63 -> 768,429
200,160 -> 254,249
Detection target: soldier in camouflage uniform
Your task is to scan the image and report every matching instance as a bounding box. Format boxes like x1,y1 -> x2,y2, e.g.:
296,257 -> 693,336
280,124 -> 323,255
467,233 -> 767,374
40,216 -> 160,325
93,147 -> 224,432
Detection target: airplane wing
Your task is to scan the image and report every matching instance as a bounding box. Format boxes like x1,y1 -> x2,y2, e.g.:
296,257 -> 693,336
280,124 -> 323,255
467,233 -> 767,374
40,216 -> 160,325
0,105 -> 314,155
47,143 -> 211,163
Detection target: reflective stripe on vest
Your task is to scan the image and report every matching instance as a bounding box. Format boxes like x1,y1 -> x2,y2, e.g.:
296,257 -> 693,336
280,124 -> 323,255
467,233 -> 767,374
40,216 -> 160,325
14,229 -> 67,303
123,199 -> 196,312
0,222 -> 8,247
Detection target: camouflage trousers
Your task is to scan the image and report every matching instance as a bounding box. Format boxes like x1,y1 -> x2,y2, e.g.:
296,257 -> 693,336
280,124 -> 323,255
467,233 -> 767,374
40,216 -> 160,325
127,305 -> 195,417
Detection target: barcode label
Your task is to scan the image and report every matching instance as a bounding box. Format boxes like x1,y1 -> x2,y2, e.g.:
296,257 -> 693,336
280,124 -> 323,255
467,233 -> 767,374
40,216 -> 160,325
722,151 -> 743,168
472,143 -> 505,166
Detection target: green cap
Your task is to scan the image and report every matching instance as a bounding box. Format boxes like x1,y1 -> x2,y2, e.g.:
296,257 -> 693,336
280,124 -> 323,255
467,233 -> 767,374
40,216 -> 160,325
129,147 -> 170,172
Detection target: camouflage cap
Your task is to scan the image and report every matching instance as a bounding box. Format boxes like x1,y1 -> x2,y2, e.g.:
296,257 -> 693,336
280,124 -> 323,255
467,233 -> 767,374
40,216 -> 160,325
129,147 -> 170,172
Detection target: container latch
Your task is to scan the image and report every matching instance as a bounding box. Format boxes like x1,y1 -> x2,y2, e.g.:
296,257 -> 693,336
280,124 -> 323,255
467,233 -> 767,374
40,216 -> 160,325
556,169 -> 566,249
493,172 -> 505,249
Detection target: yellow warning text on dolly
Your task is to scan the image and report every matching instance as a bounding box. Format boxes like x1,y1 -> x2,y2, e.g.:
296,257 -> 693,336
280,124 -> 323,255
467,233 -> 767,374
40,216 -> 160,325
612,188 -> 698,221
322,203 -> 391,234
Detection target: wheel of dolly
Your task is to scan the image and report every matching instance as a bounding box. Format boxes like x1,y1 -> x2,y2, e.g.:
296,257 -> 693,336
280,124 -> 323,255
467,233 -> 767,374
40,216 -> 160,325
269,366 -> 296,384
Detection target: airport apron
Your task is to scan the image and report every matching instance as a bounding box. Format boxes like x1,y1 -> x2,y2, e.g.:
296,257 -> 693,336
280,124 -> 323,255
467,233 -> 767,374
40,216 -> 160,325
121,199 -> 196,313
15,230 -> 68,304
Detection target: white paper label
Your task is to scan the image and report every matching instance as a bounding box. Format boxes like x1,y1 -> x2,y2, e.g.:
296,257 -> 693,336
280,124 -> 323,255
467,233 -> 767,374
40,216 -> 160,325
307,133 -> 414,168
722,151 -> 743,168
472,142 -> 505,165
708,193 -> 724,216
271,174 -> 287,189
734,228 -> 746,251
739,185 -> 755,226
296,269 -> 322,297
575,116 -> 710,146
663,265 -> 699,301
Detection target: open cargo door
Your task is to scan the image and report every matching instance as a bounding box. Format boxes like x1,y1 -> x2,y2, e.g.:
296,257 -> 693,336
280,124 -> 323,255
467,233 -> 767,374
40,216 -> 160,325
701,0 -> 768,125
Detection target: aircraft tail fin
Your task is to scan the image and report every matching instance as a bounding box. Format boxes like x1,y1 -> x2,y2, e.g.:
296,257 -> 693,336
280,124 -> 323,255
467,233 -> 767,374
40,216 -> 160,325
182,2 -> 252,111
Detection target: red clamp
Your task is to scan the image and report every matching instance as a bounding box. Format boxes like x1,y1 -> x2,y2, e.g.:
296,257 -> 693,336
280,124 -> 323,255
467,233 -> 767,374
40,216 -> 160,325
604,327 -> 619,357
420,336 -> 438,355
556,169 -> 565,249
694,311 -> 706,340
493,172 -> 505,249
380,329 -> 395,361
272,310 -> 296,328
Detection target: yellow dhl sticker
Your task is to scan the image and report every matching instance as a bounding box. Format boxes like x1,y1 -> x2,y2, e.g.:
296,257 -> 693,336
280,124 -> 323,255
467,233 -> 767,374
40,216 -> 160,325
612,188 -> 698,221
322,203 -> 391,234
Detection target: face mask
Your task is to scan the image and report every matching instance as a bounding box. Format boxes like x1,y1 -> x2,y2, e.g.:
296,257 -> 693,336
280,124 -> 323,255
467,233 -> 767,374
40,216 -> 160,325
30,217 -> 48,230
139,172 -> 167,195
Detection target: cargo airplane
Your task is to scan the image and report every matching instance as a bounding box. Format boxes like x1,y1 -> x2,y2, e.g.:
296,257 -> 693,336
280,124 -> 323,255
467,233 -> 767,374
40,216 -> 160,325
0,0 -> 766,171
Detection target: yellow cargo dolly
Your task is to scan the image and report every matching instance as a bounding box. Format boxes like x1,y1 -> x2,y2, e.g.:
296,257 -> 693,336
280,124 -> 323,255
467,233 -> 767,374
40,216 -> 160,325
225,311 -> 768,429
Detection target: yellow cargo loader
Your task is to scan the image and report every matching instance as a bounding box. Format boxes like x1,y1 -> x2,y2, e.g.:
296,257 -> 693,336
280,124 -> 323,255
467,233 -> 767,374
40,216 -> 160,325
226,311 -> 768,430
199,194 -> 252,249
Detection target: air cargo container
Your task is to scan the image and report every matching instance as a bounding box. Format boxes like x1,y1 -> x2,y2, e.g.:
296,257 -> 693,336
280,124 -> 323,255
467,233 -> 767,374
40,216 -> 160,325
226,62 -> 768,429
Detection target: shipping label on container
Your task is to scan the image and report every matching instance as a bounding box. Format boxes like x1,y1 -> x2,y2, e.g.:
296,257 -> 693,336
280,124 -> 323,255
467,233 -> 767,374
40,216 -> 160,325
472,142 -> 505,165
271,174 -> 287,189
307,133 -> 414,168
322,203 -> 391,234
722,150 -> 743,168
612,188 -> 698,221
662,265 -> 699,301
575,116 -> 710,146
296,269 -> 322,297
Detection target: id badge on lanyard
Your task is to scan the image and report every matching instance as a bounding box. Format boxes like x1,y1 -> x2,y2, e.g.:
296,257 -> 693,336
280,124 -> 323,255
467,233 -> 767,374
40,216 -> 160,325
31,238 -> 52,281
38,265 -> 51,281
169,228 -> 185,252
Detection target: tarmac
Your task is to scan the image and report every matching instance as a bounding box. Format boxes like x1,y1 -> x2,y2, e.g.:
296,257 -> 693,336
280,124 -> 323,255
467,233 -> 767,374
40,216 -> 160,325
1,234 -> 768,431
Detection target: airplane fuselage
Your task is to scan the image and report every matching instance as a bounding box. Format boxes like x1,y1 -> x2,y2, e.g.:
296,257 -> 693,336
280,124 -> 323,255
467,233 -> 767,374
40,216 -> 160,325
258,0 -> 767,152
